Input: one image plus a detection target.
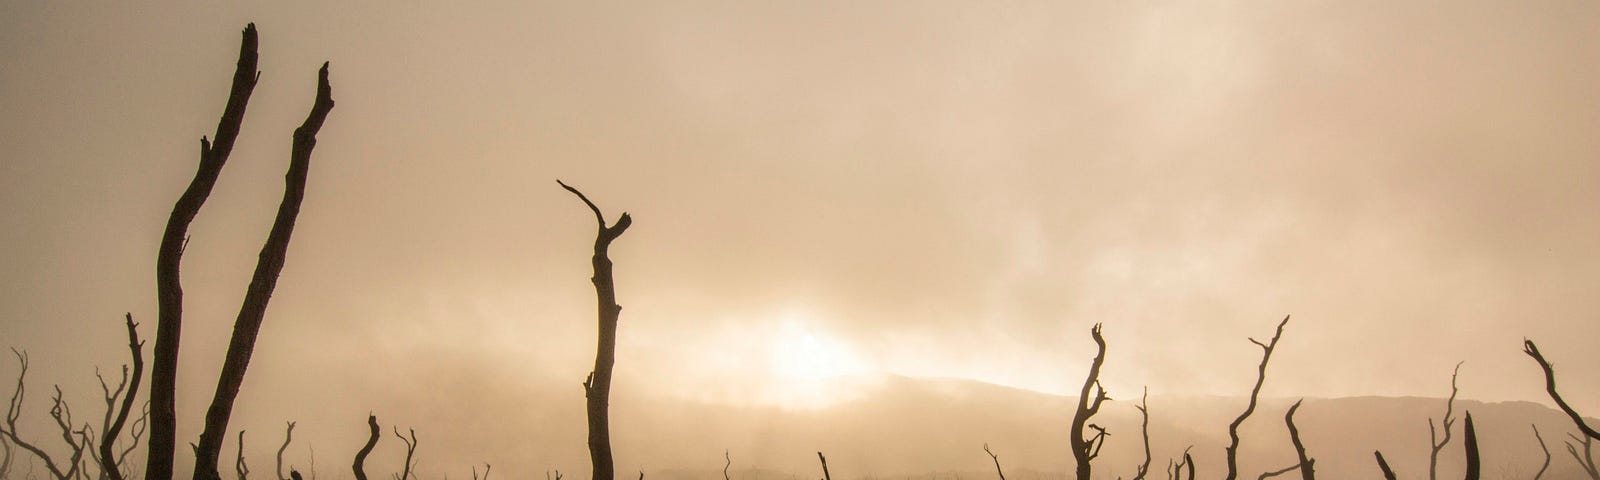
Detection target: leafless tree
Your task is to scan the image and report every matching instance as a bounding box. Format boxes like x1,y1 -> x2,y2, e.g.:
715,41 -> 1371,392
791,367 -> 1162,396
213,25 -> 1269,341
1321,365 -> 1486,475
1463,412 -> 1480,480
276,422 -> 295,480
352,415 -> 379,480
1070,324 -> 1110,480
97,314 -> 147,480
1131,387 -> 1150,480
192,57 -> 335,480
982,444 -> 1005,480
559,180 -> 632,480
1428,362 -> 1464,480
141,21 -> 335,480
1373,451 -> 1396,480
1565,432 -> 1599,480
1529,424 -> 1551,480
1224,315 -> 1290,480
1524,340 -> 1599,441
235,431 -> 249,480
1,349 -> 93,480
147,23 -> 262,480
1284,400 -> 1313,480
391,427 -> 417,480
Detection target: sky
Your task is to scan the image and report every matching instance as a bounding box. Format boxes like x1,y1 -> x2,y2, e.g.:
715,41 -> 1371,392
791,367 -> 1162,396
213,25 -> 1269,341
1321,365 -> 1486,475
1,0 -> 1598,476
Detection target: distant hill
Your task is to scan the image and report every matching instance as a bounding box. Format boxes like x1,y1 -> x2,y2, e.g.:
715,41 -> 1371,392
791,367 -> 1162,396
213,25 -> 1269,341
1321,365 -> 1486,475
607,374 -> 1597,480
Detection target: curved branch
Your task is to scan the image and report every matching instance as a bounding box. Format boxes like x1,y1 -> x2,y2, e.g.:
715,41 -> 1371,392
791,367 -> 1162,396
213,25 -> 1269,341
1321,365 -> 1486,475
1373,451 -> 1396,480
1525,340 -> 1599,440
351,415 -> 378,480
1225,315 -> 1290,480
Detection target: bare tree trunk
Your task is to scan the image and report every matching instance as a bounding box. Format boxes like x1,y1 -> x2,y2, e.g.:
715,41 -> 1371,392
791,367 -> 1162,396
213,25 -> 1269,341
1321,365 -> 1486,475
1133,387 -> 1151,480
1428,362 -> 1463,480
1284,400 -> 1313,480
1462,412 -> 1479,480
816,452 -> 831,480
1224,315 -> 1290,480
1373,451 -> 1396,480
1524,340 -> 1599,440
1070,324 -> 1109,480
192,61 -> 335,480
559,180 -> 631,480
148,23 -> 261,480
100,314 -> 144,480
351,416 -> 378,480
276,422 -> 295,480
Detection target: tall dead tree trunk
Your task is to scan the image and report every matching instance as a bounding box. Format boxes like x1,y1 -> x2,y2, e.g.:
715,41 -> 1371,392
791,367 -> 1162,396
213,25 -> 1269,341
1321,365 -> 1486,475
1524,340 -> 1599,441
149,23 -> 261,480
1070,324 -> 1109,480
559,180 -> 631,480
1224,315 -> 1290,480
192,60 -> 335,480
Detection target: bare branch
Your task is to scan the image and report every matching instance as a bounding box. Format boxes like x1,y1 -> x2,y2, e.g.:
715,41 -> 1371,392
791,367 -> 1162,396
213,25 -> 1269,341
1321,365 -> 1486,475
722,450 -> 730,480
236,431 -> 248,480
1132,387 -> 1151,480
1373,451 -> 1396,480
276,422 -> 295,480
1224,315 -> 1289,480
1428,361 -> 1463,480
1284,400 -> 1313,480
99,314 -> 144,480
1533,424 -> 1550,480
392,427 -> 416,480
352,415 -> 378,480
1525,340 -> 1599,441
816,452 -> 831,480
983,444 -> 1005,480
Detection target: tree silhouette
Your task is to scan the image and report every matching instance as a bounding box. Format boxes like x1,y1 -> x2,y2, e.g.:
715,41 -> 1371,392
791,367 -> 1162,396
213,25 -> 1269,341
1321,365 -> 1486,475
559,180 -> 632,480
1070,323 -> 1110,480
1224,315 -> 1289,480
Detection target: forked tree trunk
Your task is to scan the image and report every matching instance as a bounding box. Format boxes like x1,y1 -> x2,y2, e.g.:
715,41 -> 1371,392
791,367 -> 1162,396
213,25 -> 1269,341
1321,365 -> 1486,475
559,181 -> 631,480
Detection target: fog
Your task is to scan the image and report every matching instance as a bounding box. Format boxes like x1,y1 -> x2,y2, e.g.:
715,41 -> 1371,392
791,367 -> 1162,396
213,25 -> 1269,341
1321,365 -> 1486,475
1,1 -> 1597,478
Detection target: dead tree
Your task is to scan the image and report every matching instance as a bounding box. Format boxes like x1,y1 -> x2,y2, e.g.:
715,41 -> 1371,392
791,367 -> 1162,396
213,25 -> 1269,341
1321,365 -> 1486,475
352,415 -> 379,480
559,180 -> 632,480
148,23 -> 262,480
1070,324 -> 1110,480
1224,315 -> 1289,480
1566,433 -> 1599,480
1428,362 -> 1463,480
1463,412 -> 1479,480
236,431 -> 249,480
816,452 -> 832,480
1132,387 -> 1151,480
191,58 -> 335,480
1,349 -> 93,480
1524,340 -> 1599,441
1532,424 -> 1550,480
722,450 -> 731,480
276,422 -> 295,480
1373,451 -> 1396,480
98,314 -> 147,480
1284,400 -> 1313,480
1167,446 -> 1193,480
141,22 -> 335,480
982,444 -> 1005,480
392,427 -> 416,480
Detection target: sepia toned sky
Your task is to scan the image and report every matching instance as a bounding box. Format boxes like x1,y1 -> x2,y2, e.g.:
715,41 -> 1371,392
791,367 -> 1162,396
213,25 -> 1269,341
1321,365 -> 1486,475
2,0 -> 1598,476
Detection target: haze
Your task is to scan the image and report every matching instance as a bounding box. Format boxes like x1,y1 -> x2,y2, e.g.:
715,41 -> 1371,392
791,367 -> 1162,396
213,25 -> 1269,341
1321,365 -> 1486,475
2,1 -> 1597,478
